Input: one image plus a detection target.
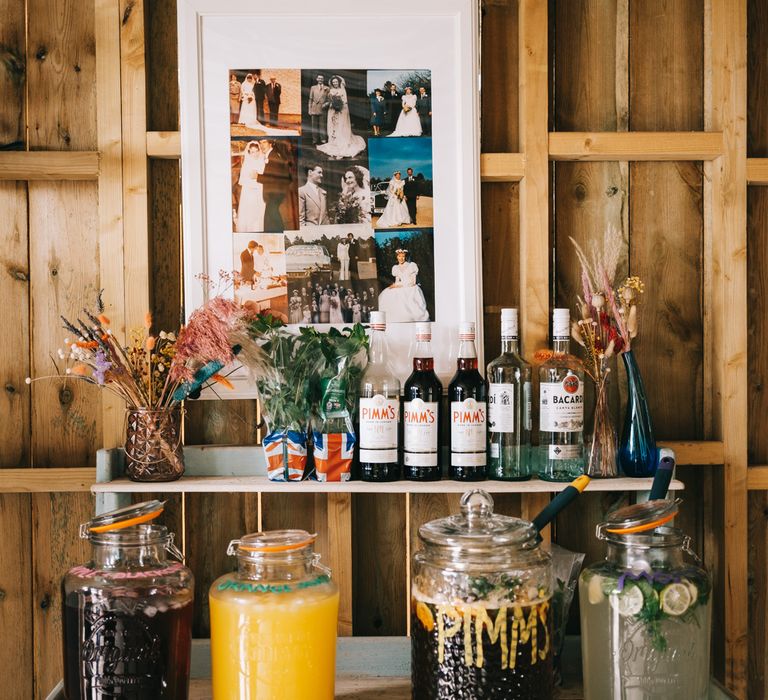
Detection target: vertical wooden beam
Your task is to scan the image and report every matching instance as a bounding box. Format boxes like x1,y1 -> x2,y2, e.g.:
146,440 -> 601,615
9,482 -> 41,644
119,0 -> 150,328
518,0 -> 550,537
327,493 -> 353,636
95,0 -> 126,448
707,0 -> 748,694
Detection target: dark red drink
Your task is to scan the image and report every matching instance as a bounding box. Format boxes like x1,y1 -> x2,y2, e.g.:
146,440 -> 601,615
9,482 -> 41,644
404,323 -> 443,480
411,598 -> 553,699
448,322 -> 488,480
63,586 -> 193,699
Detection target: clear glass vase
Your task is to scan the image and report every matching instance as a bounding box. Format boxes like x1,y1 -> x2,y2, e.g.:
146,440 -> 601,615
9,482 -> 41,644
585,372 -> 618,478
618,350 -> 658,477
125,407 -> 185,481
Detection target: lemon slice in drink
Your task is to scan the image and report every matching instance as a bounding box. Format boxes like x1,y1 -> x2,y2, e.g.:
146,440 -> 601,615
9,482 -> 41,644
587,574 -> 604,605
681,577 -> 699,606
610,584 -> 644,616
660,583 -> 692,616
415,601 -> 435,630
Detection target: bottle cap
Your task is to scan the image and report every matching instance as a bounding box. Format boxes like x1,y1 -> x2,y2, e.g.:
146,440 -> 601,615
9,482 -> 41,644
414,322 -> 431,342
369,311 -> 386,330
500,308 -> 518,338
552,308 -> 571,338
458,321 -> 475,341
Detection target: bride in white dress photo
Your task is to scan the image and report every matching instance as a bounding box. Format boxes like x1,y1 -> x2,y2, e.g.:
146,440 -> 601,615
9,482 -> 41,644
317,76 -> 367,159
235,142 -> 266,232
376,171 -> 411,228
377,249 -> 429,322
388,87 -> 422,137
238,74 -> 298,136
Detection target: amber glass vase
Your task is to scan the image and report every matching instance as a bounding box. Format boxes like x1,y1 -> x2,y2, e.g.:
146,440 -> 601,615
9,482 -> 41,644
125,407 -> 185,481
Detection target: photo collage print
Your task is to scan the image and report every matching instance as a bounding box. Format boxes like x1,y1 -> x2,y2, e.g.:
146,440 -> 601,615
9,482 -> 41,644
229,68 -> 435,325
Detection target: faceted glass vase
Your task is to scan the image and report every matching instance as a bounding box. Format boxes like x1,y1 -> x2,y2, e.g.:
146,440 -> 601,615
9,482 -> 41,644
618,350 -> 657,477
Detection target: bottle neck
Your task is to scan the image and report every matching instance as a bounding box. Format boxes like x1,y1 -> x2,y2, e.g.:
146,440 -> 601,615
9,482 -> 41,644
458,339 -> 477,360
413,340 -> 434,371
552,336 -> 570,354
368,327 -> 388,366
501,336 -> 520,354
237,551 -> 316,581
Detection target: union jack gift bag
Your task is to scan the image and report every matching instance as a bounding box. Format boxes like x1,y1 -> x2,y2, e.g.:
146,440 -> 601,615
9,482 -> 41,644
262,429 -> 307,481
312,430 -> 355,482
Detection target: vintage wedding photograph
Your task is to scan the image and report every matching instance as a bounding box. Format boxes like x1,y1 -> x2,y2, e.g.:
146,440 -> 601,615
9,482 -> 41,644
284,225 -> 380,324
369,137 -> 433,228
298,161 -> 372,227
374,228 -> 435,323
231,138 -> 299,233
367,69 -> 432,137
229,69 -> 302,137
301,69 -> 369,160
233,233 -> 289,320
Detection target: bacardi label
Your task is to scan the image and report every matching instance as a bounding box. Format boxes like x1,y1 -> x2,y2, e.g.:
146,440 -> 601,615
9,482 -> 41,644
539,375 -> 584,433
359,395 -> 399,461
404,399 -> 439,459
488,383 -> 515,433
450,398 -> 487,452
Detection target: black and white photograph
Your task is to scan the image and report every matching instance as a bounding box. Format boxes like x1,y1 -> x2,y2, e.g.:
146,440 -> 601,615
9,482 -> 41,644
374,228 -> 435,322
233,233 -> 289,320
284,225 -> 379,324
369,137 -> 433,228
229,69 -> 301,137
231,138 -> 299,233
367,69 -> 432,137
298,161 -> 372,227
301,70 -> 369,160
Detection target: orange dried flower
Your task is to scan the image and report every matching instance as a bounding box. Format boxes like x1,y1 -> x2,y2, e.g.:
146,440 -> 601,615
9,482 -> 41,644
212,373 -> 234,390
146,336 -> 156,351
144,312 -> 153,329
533,349 -> 555,364
71,364 -> 90,376
76,341 -> 98,349
98,314 -> 110,325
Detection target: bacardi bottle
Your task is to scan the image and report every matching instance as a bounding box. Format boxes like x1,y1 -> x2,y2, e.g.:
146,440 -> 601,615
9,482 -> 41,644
487,308 -> 532,480
403,323 -> 443,481
537,308 -> 585,481
448,322 -> 488,481
359,311 -> 400,482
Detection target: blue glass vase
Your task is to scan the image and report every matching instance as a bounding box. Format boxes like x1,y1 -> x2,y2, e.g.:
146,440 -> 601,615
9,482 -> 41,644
619,350 -> 658,477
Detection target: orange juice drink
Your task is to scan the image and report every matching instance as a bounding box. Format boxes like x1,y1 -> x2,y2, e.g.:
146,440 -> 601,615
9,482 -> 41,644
209,530 -> 339,700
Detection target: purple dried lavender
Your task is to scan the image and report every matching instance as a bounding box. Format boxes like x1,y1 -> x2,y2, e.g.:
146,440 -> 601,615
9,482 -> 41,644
93,348 -> 112,385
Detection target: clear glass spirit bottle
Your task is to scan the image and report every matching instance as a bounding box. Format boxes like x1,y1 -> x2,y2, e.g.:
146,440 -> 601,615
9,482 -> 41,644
537,308 -> 585,481
359,311 -> 401,481
448,321 -> 488,481
487,308 -> 532,480
403,322 -> 443,481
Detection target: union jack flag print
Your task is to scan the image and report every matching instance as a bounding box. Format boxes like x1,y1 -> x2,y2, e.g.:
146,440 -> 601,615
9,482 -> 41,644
263,429 -> 307,481
312,430 -> 355,482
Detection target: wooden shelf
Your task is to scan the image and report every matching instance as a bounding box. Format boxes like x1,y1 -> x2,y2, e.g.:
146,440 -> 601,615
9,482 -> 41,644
747,158 -> 768,185
0,468 -> 95,493
92,475 -> 683,495
549,131 -> 724,161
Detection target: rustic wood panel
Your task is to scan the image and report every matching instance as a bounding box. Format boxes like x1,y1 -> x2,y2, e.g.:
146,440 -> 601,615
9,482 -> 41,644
353,494 -> 407,636
146,0 -> 179,133
552,0 -> 628,618
481,183 -> 520,362
747,0 -> 768,157
0,0 -> 25,150
747,185 -> 768,698
27,0 -> 97,150
481,0 -> 518,152
0,494 -> 32,700
32,492 -> 93,699
28,182 -> 102,467
0,182 -> 30,467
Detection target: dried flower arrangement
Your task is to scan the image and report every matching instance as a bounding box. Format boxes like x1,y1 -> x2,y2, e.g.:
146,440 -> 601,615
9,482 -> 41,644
568,225 -> 645,477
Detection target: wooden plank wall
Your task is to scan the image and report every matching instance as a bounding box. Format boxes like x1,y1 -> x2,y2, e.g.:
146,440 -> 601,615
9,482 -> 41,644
0,0 -> 764,697
747,0 -> 768,697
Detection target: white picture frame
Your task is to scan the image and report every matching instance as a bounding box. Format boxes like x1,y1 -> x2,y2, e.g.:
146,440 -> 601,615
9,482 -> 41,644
178,0 -> 483,398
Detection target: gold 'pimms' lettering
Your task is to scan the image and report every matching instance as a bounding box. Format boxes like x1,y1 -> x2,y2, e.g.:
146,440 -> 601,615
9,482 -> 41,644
436,605 -> 462,664
475,606 -> 508,669
435,602 -> 549,670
